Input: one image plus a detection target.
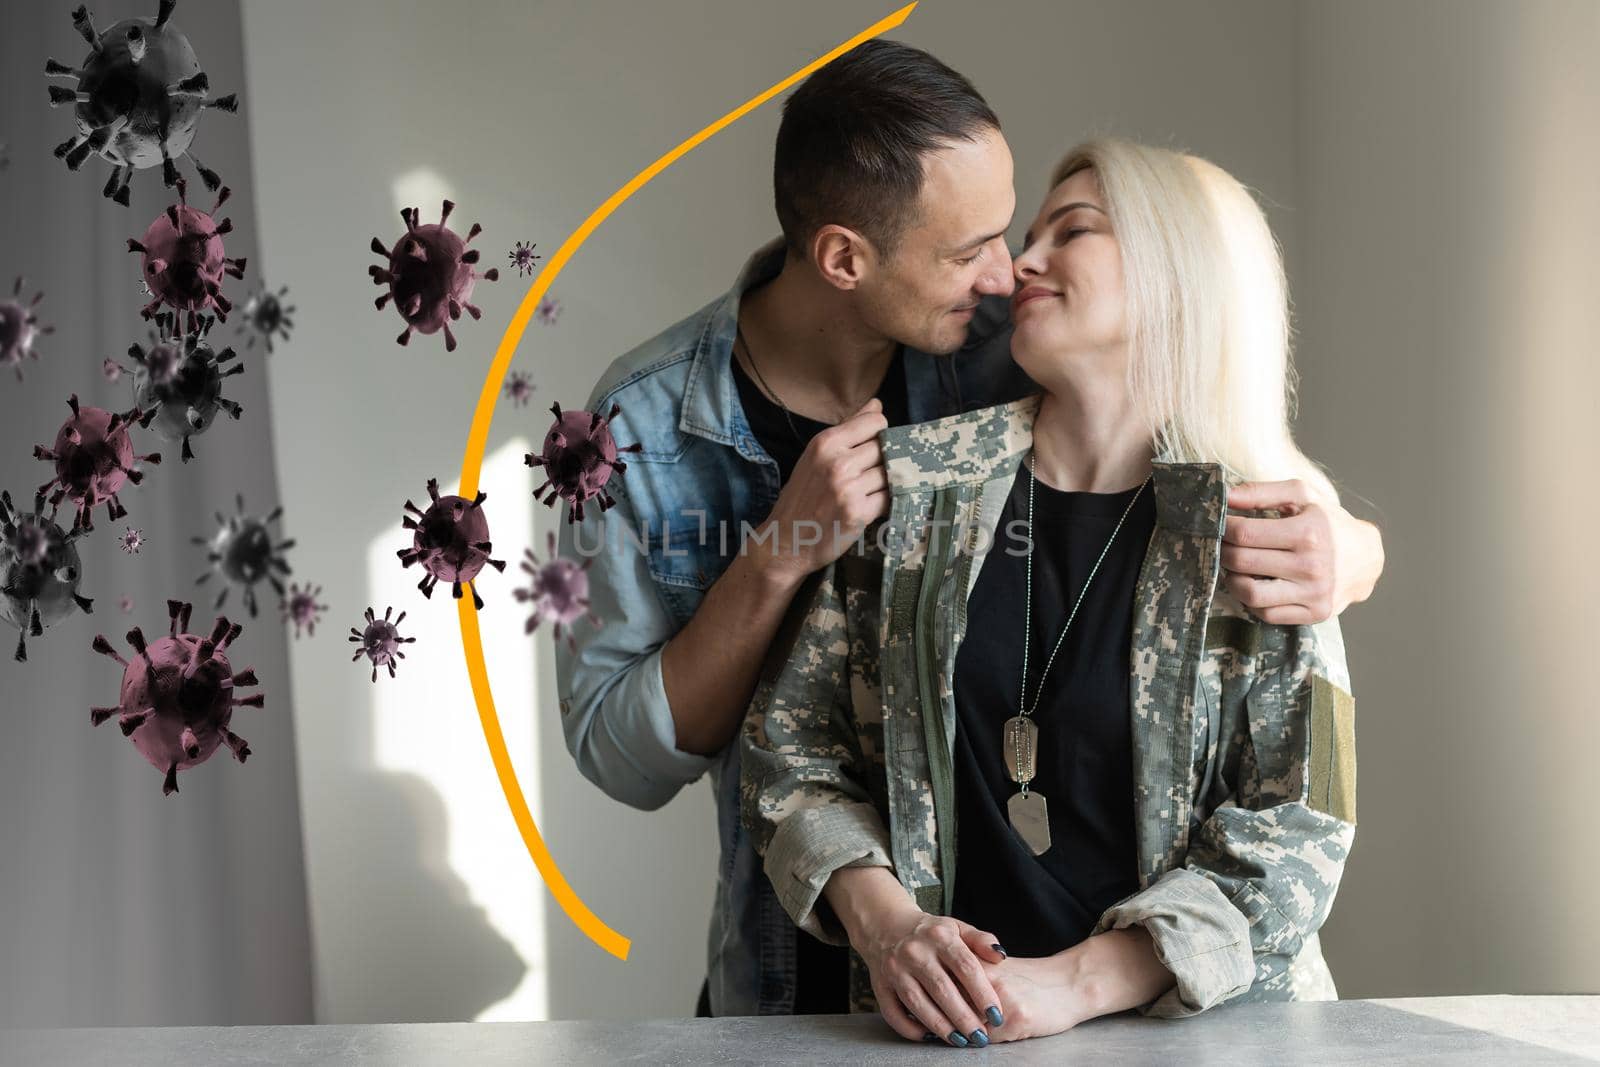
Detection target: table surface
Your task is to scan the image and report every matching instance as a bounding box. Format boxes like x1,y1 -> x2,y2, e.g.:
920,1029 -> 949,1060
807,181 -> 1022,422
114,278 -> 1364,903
4,996 -> 1598,1065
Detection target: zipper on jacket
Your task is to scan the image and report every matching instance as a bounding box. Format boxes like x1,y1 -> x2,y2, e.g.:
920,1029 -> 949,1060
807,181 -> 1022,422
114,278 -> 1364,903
916,489 -> 962,915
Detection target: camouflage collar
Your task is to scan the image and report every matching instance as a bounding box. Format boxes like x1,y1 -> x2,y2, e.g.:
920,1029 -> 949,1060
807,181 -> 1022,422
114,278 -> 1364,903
880,393 -> 1229,538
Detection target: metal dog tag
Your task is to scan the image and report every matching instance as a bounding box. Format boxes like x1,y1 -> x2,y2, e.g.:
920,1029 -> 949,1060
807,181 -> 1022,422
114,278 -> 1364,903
1002,715 -> 1038,784
1008,790 -> 1052,856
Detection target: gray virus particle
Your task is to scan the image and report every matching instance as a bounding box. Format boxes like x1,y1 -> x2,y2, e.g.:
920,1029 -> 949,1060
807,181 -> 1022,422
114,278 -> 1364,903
534,296 -> 561,326
397,478 -> 505,610
1,490 -> 95,662
348,605 -> 415,682
507,240 -> 541,278
122,313 -> 244,462
192,493 -> 294,618
91,599 -> 262,796
513,532 -> 600,653
279,581 -> 326,639
0,277 -> 56,383
504,370 -> 536,407
239,283 -> 294,354
369,199 -> 498,351
119,525 -> 145,554
45,1 -> 239,206
34,393 -> 162,533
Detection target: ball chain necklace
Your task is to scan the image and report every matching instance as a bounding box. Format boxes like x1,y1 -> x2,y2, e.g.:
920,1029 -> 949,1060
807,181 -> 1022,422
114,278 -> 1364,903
1004,452 -> 1151,857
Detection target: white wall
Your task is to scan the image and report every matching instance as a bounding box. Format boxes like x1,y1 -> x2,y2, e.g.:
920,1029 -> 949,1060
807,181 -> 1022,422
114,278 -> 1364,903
239,0 -> 1303,1021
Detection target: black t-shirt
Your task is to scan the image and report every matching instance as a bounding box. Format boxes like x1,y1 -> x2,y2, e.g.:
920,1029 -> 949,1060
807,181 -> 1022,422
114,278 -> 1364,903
730,345 -> 908,1014
950,465 -> 1154,956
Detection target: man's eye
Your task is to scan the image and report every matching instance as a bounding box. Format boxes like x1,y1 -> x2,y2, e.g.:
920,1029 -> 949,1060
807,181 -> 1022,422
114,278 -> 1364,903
957,249 -> 983,266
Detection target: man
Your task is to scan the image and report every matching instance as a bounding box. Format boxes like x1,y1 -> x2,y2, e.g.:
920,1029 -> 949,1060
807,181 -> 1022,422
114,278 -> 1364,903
554,40 -> 1384,1017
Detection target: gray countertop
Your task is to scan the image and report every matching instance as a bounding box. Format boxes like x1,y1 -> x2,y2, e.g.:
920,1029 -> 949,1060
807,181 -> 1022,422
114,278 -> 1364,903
4,996 -> 1597,1065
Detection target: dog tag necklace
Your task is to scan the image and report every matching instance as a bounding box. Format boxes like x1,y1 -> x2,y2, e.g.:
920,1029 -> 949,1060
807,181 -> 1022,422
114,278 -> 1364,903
1005,453 -> 1150,856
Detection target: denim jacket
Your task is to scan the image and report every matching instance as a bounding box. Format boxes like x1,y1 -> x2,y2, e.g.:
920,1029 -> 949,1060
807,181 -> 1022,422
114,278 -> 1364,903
553,239 -> 1032,1015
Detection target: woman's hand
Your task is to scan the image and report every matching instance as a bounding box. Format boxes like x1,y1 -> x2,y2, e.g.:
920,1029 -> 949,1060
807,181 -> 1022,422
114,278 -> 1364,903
982,926 -> 1178,1044
824,868 -> 1006,1047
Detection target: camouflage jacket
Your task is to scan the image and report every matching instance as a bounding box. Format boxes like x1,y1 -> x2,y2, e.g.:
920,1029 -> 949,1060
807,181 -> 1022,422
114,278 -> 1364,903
740,395 -> 1358,1017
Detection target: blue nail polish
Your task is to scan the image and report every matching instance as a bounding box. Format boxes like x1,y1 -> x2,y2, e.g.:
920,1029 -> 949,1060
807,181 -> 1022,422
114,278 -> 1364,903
923,1032 -> 939,1042
947,1031 -> 969,1048
986,1005 -> 1004,1027
991,942 -> 1008,959
969,1029 -> 990,1048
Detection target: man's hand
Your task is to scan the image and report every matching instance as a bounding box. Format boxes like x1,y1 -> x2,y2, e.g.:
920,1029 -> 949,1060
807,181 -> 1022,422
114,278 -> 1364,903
753,397 -> 889,584
1222,479 -> 1385,625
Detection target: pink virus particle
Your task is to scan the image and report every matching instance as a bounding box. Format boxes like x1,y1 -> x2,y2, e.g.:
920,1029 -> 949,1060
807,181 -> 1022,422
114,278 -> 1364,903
238,283 -> 294,354
279,581 -> 326,639
504,370 -> 536,408
369,199 -> 499,352
534,296 -> 562,326
507,240 -> 541,278
44,1 -> 239,206
102,357 -> 125,382
526,401 -> 642,524
120,594 -> 135,614
1,490 -> 95,662
125,313 -> 244,462
34,393 -> 162,534
397,478 -> 506,610
513,532 -> 600,653
0,277 -> 56,383
119,525 -> 145,554
128,177 -> 246,334
348,605 -> 415,682
90,598 -> 262,796
192,493 -> 294,618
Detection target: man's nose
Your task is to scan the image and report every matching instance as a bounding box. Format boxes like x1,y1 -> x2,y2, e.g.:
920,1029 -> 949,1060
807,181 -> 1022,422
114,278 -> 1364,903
976,248 -> 1016,295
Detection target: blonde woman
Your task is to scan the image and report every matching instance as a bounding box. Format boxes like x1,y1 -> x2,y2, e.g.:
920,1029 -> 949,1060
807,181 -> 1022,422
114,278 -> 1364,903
742,139 -> 1357,1048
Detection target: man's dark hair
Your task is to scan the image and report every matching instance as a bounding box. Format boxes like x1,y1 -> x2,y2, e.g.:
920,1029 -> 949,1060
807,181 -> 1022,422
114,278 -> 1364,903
774,40 -> 1000,262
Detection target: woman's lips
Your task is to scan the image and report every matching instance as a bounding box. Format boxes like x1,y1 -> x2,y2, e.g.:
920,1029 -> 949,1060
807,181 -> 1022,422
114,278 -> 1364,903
1012,287 -> 1059,312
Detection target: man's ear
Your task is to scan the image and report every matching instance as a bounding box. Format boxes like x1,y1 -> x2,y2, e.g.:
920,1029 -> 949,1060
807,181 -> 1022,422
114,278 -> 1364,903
812,225 -> 872,291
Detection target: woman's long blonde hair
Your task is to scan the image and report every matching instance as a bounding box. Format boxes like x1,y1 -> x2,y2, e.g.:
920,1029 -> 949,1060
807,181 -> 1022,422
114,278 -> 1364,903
1050,139 -> 1336,502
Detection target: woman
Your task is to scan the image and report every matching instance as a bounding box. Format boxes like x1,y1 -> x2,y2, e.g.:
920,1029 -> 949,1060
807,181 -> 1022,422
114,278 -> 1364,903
740,139 -> 1357,1048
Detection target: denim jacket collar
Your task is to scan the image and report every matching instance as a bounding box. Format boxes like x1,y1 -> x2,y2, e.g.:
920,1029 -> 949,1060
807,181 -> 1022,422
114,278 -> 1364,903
678,239 -> 787,452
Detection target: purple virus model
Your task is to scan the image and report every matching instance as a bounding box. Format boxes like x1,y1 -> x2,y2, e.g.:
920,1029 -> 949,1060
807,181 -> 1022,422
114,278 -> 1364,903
128,177 -> 246,333
91,599 -> 262,796
397,478 -> 506,610
239,283 -> 294,354
34,393 -> 162,533
513,532 -> 600,653
279,581 -> 325,639
507,240 -> 541,278
534,296 -> 561,326
370,199 -> 498,352
349,605 -> 415,683
120,594 -> 135,614
119,525 -> 145,554
526,402 -> 642,524
192,493 -> 294,618
126,313 -> 244,462
102,357 -> 125,382
0,278 -> 55,383
504,370 -> 536,408
44,1 -> 239,206
1,490 -> 95,662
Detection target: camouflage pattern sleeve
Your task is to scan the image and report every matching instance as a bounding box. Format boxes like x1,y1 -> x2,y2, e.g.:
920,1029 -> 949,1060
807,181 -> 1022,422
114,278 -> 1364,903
1097,616 -> 1357,1017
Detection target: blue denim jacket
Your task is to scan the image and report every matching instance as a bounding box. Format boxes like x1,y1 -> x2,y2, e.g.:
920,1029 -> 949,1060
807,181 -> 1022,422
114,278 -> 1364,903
554,239 -> 1031,1015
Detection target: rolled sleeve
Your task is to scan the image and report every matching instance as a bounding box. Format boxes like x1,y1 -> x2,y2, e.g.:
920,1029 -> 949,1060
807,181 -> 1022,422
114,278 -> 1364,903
765,801 -> 892,945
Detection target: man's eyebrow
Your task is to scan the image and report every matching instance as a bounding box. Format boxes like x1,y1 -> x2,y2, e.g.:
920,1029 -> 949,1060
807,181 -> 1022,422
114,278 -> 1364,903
1023,202 -> 1106,247
944,226 -> 1011,256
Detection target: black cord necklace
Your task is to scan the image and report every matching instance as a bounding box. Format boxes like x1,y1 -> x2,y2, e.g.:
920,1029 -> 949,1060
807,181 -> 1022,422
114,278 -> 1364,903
735,323 -> 804,446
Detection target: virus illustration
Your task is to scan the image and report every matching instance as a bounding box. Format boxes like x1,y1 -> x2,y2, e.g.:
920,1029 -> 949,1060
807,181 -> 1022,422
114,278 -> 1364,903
369,199 -> 499,351
1,490 -> 95,662
123,314 -> 244,462
119,526 -> 145,554
526,402 -> 642,524
348,605 -> 415,683
279,581 -> 326,639
504,370 -> 536,407
44,1 -> 239,206
120,595 -> 135,613
128,177 -> 246,333
396,478 -> 506,610
102,357 -> 125,382
513,532 -> 600,653
192,493 -> 294,618
238,283 -> 294,354
534,296 -> 561,326
34,393 -> 162,533
507,240 -> 541,278
1,277 -> 56,383
90,599 -> 262,796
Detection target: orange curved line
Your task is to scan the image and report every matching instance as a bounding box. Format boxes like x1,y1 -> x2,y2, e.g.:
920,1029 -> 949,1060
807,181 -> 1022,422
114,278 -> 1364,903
456,3 -> 920,960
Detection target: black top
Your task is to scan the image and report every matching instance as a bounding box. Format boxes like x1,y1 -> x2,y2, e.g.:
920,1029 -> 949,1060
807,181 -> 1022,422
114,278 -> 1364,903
730,343 -> 908,1014
732,344 -> 909,484
950,464 -> 1155,957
